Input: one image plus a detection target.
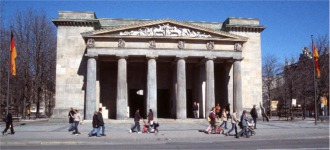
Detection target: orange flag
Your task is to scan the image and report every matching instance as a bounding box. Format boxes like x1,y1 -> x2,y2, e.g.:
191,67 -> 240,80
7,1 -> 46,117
312,41 -> 320,78
10,32 -> 17,76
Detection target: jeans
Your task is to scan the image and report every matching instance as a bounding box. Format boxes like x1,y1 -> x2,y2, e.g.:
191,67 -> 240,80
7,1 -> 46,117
253,117 -> 257,128
88,128 -> 97,136
73,121 -> 79,133
68,123 -> 73,131
324,106 -> 328,116
237,126 -> 248,138
97,125 -> 105,136
219,121 -> 228,129
131,121 -> 140,132
226,123 -> 237,135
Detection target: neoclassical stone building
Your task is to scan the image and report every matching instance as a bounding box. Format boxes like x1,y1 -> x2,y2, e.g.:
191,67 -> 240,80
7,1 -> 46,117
52,11 -> 265,120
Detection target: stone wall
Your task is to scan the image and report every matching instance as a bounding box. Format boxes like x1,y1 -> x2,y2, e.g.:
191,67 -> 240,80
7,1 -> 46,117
52,26 -> 95,118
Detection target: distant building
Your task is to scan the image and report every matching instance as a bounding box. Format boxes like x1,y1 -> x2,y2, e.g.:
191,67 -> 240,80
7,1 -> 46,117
52,11 -> 265,119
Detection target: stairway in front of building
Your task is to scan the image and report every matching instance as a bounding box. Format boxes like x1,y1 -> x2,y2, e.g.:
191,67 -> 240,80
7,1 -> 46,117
99,103 -> 109,119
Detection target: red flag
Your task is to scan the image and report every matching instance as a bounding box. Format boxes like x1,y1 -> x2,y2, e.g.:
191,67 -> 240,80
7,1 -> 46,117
312,41 -> 320,78
10,32 -> 17,76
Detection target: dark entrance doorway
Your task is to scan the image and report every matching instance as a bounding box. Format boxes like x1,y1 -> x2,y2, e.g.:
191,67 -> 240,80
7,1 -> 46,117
128,89 -> 145,118
186,89 -> 193,118
157,89 -> 171,118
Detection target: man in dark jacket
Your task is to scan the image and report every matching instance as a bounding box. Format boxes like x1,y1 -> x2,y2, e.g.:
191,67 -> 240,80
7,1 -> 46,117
2,112 -> 15,135
88,111 -> 99,137
129,108 -> 142,133
68,108 -> 75,131
97,108 -> 106,136
250,105 -> 258,129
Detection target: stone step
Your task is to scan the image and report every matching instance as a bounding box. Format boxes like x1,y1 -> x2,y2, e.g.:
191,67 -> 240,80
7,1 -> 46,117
99,103 -> 109,119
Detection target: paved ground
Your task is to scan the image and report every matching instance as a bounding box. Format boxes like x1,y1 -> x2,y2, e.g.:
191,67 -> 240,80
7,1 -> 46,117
0,117 -> 329,149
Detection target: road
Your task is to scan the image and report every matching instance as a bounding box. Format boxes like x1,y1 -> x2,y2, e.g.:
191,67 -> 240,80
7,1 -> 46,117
1,138 -> 329,149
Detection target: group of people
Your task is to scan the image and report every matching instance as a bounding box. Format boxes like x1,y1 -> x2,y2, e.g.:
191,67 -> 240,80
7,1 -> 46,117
205,104 -> 258,139
68,107 -> 105,137
129,108 -> 154,133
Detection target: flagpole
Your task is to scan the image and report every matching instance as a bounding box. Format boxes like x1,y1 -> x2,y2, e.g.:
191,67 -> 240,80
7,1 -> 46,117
6,29 -> 14,116
311,35 -> 317,125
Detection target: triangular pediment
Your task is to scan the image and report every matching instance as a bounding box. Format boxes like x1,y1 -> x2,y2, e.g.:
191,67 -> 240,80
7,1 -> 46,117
82,19 -> 247,41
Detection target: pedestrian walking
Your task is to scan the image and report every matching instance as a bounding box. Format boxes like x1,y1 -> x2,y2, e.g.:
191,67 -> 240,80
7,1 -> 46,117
72,109 -> 81,135
129,108 -> 142,133
88,111 -> 99,137
26,108 -> 31,120
236,110 -> 249,138
250,105 -> 258,129
192,102 -> 199,119
225,109 -> 238,136
97,108 -> 106,136
68,107 -> 75,131
219,108 -> 228,129
206,107 -> 216,134
2,112 -> 15,135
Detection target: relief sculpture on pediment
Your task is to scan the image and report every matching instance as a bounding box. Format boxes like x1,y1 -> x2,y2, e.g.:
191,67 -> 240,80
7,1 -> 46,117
119,23 -> 212,38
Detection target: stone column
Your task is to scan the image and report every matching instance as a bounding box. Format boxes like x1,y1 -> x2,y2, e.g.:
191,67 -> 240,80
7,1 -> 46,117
86,56 -> 97,119
147,56 -> 157,118
205,58 -> 215,114
233,60 -> 243,114
116,57 -> 128,119
176,58 -> 187,119
226,63 -> 234,114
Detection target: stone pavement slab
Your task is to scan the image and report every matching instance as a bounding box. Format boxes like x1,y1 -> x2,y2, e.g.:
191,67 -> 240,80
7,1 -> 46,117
0,118 -> 329,146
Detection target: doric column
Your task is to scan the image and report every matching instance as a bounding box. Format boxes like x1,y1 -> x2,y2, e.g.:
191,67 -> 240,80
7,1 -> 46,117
116,56 -> 128,119
176,58 -> 187,119
205,58 -> 215,114
147,56 -> 157,118
226,62 -> 234,114
233,60 -> 243,114
86,56 -> 97,119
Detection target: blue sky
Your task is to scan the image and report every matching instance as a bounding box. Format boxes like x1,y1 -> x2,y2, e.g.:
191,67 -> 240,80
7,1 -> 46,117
2,0 -> 329,64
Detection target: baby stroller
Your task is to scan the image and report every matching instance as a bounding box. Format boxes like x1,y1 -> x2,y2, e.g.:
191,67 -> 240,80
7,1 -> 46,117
142,120 -> 159,134
246,120 -> 256,136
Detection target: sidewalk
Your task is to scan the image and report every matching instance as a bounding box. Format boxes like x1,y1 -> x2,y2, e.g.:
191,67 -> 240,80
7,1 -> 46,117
0,117 -> 329,146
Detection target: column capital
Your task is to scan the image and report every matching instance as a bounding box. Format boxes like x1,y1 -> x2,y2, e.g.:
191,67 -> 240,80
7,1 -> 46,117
116,55 -> 128,59
146,55 -> 158,59
85,54 -> 98,59
205,56 -> 216,60
175,56 -> 187,60
234,57 -> 244,61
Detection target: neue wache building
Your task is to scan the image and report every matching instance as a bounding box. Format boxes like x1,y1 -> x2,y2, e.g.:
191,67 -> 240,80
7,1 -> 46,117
52,11 -> 265,120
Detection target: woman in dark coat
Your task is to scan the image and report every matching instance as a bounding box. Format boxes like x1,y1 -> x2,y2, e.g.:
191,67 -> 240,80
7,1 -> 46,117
88,111 -> 99,137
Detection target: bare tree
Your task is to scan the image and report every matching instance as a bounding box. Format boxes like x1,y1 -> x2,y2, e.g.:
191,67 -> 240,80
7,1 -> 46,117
0,9 -> 56,119
262,54 -> 282,117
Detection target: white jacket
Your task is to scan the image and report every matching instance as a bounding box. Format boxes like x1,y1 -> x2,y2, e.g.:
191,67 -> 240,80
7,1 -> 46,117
74,113 -> 81,122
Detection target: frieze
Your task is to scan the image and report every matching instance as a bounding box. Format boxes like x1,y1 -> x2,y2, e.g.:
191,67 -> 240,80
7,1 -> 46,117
206,41 -> 214,50
118,39 -> 125,48
119,23 -> 212,38
149,40 -> 156,49
234,43 -> 243,51
87,38 -> 95,48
